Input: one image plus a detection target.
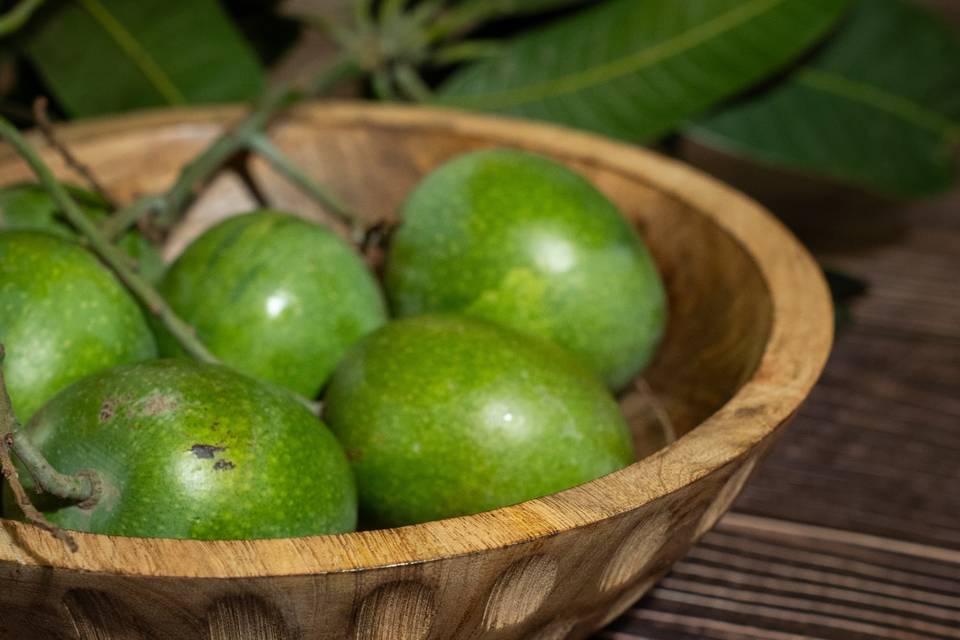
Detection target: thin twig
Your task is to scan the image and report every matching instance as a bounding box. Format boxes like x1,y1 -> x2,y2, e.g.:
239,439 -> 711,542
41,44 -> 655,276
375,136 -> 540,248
0,116 -> 220,364
32,97 -> 118,208
8,427 -> 98,504
246,133 -> 364,240
150,126 -> 251,231
100,194 -> 162,240
0,345 -> 80,552
102,57 -> 362,240
0,435 -> 78,551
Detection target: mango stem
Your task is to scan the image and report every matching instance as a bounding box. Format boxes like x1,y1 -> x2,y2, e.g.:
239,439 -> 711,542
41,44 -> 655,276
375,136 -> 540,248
0,345 -> 95,551
102,56 -> 363,240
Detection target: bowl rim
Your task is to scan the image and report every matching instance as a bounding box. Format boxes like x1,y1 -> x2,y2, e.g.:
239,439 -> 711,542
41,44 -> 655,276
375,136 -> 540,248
0,101 -> 833,579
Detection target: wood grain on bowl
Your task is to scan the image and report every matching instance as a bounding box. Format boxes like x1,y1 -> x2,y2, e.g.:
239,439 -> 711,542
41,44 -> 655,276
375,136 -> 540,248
0,103 -> 832,639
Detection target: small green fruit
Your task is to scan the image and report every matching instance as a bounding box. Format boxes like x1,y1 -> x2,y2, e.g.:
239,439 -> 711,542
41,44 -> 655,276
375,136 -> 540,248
4,359 -> 357,539
323,315 -> 635,527
0,182 -> 108,238
158,210 -> 387,397
0,231 -> 157,419
0,182 -> 164,282
385,149 -> 667,389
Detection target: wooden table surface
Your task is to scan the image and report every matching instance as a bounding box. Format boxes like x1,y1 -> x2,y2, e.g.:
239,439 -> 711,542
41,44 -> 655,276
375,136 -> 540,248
595,177 -> 960,639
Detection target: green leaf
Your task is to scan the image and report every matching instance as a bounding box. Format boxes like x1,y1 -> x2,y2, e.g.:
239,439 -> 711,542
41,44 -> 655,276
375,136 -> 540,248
688,0 -> 960,197
23,0 -> 264,116
436,0 -> 850,142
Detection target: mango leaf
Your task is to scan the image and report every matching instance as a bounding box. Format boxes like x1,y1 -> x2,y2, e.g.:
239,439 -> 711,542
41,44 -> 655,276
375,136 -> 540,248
23,0 -> 264,116
688,0 -> 960,197
436,0 -> 850,142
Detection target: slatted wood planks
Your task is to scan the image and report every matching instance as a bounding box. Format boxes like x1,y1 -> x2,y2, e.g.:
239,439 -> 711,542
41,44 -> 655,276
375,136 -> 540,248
602,514 -> 960,639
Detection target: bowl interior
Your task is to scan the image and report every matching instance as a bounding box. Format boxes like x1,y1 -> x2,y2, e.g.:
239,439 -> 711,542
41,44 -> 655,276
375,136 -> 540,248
0,106 -> 774,463
237,117 -> 774,457
0,104 -> 829,584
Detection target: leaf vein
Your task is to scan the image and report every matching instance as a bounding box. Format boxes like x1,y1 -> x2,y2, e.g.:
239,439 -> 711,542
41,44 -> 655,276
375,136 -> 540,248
76,0 -> 186,105
797,67 -> 960,139
441,0 -> 787,110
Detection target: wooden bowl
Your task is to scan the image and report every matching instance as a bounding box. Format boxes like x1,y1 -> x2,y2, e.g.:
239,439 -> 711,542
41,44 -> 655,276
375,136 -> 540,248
0,103 -> 832,639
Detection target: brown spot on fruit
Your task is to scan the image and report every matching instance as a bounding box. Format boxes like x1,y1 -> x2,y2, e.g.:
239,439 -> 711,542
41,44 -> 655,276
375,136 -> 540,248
213,460 -> 235,471
190,444 -> 225,459
98,399 -> 117,422
140,394 -> 178,416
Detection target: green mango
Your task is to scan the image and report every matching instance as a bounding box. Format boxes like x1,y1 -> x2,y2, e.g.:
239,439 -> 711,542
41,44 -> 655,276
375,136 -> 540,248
323,314 -> 635,528
4,359 -> 357,539
385,149 -> 667,389
0,182 -> 164,283
0,231 -> 157,419
158,210 -> 387,397
0,181 -> 108,237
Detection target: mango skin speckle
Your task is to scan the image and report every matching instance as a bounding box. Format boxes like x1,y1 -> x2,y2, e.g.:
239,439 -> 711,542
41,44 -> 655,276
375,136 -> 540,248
323,315 -> 635,528
385,149 -> 667,390
3,359 -> 357,539
0,231 -> 157,420
158,210 -> 387,398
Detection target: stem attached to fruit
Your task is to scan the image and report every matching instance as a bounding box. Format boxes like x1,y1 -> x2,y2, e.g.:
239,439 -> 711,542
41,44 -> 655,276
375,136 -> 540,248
0,116 -> 221,365
102,57 -> 363,240
0,345 -> 91,552
100,194 -> 165,241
